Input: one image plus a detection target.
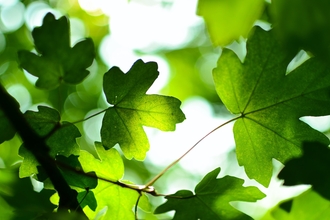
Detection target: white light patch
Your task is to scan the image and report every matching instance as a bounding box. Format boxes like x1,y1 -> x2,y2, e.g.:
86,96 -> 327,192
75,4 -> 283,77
30,176 -> 44,192
106,0 -> 202,51
25,2 -> 60,30
83,109 -> 105,143
0,1 -> 25,32
95,0 -> 202,56
7,84 -> 32,112
99,34 -> 140,72
286,50 -> 310,74
145,96 -> 235,179
142,55 -> 170,94
300,115 -> 330,132
99,37 -> 169,94
69,17 -> 86,45
0,0 -> 17,7
78,0 -> 103,12
23,69 -> 38,85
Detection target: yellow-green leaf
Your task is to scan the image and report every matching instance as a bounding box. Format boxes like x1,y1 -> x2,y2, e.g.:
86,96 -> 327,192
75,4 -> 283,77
78,142 -> 150,219
197,0 -> 264,46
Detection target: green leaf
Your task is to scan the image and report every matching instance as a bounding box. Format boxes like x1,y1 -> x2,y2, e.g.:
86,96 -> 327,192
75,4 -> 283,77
213,27 -> 330,186
56,154 -> 97,190
24,105 -> 60,136
78,142 -> 150,219
19,106 -> 80,178
197,0 -> 264,46
18,13 -> 95,90
267,189 -> 330,220
155,167 -> 265,220
77,190 -> 97,211
278,142 -> 330,200
101,59 -> 185,160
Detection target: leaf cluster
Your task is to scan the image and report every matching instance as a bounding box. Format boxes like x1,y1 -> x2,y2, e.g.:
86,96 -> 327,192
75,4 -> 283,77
0,1 -> 330,219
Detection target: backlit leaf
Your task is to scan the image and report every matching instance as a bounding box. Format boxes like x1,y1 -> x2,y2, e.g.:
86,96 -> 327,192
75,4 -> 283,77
78,142 -> 150,219
155,167 -> 265,220
18,13 -> 95,90
213,27 -> 330,186
101,59 -> 185,160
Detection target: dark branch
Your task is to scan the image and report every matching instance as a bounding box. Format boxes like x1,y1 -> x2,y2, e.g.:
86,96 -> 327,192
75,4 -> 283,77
0,84 -> 87,219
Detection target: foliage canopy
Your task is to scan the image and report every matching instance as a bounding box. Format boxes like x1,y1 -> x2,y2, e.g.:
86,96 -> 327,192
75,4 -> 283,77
0,1 -> 330,220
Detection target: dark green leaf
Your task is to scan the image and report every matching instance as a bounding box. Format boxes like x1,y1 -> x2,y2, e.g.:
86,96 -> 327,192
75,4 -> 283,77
77,190 -> 97,211
101,59 -> 185,160
155,167 -> 265,220
24,105 -> 60,137
213,27 -> 330,186
18,13 -> 95,89
56,154 -> 97,190
278,142 -> 330,200
19,106 -> 80,178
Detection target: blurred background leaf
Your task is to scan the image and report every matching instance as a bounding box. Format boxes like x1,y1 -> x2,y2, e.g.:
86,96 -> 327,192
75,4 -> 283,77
197,0 -> 265,46
261,189 -> 330,220
271,0 -> 330,58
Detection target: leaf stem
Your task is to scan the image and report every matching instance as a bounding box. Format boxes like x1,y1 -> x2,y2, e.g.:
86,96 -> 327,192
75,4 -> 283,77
70,108 -> 109,124
134,193 -> 142,220
144,115 -> 242,187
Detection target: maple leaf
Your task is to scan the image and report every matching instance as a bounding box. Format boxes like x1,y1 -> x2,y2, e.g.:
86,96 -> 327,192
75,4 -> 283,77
18,13 -> 95,90
19,106 -> 80,178
101,59 -> 185,160
155,167 -> 265,220
78,142 -> 150,219
213,27 -> 330,186
278,141 -> 330,200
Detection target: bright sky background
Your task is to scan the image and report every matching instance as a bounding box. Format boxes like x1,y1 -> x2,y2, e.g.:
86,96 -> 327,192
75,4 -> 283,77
2,0 -> 329,218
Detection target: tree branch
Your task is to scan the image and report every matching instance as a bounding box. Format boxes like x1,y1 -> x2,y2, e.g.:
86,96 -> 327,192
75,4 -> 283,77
0,84 -> 87,219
